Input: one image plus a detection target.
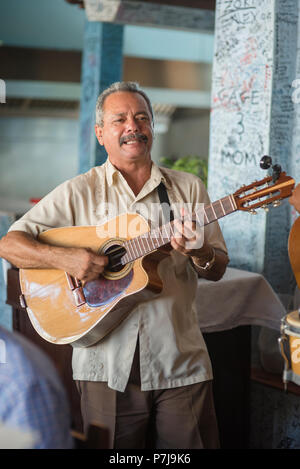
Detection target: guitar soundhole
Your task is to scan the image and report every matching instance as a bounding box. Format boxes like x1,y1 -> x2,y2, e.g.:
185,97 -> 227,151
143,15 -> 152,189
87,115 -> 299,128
83,242 -> 133,307
104,244 -> 127,272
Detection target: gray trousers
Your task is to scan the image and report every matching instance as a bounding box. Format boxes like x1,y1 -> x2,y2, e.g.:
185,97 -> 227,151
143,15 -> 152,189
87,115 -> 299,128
76,342 -> 220,449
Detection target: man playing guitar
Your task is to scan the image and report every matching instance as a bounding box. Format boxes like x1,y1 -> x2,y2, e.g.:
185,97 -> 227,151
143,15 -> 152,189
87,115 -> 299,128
0,82 -> 229,449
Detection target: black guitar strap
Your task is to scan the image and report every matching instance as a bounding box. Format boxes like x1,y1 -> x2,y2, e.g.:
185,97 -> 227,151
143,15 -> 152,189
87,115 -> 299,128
157,181 -> 174,223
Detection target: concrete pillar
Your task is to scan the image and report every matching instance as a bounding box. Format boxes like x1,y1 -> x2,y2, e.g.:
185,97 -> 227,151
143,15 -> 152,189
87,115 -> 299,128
78,20 -> 123,173
208,0 -> 300,294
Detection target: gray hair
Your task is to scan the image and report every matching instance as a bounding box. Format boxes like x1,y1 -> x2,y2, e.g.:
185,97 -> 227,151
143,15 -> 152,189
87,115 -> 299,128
95,81 -> 154,126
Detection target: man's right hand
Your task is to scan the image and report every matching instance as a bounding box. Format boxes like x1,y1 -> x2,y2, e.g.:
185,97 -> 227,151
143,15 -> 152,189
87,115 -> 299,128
59,247 -> 108,282
0,231 -> 108,282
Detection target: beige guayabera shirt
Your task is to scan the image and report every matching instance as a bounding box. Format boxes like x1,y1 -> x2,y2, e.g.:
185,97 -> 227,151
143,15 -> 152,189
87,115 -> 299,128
9,159 -> 227,392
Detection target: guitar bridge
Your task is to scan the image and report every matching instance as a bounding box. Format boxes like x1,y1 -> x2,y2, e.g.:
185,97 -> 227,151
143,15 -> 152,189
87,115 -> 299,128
65,273 -> 86,307
72,287 -> 86,307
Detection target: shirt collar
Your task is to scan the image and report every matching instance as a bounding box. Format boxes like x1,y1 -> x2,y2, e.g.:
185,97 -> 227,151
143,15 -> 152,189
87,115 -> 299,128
150,161 -> 171,190
105,158 -> 119,187
151,162 -> 173,191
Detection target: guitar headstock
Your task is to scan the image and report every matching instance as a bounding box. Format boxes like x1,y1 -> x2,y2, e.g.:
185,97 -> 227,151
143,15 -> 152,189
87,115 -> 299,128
233,172 -> 295,213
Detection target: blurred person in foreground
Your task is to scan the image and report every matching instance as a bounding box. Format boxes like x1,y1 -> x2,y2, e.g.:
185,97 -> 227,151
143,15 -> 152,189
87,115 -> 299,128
0,326 -> 73,449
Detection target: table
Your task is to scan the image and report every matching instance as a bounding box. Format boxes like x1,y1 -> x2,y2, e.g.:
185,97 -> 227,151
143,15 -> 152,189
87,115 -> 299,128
196,267 -> 286,332
195,267 -> 286,448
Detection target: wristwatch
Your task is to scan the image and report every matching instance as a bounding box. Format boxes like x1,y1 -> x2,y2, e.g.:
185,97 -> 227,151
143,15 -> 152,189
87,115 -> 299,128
192,247 -> 216,271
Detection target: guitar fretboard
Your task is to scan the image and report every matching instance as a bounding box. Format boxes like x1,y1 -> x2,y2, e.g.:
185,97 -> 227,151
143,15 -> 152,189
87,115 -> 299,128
121,194 -> 237,265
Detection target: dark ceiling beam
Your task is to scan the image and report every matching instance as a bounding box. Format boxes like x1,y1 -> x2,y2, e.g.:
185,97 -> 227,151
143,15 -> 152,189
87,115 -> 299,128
82,0 -> 215,31
128,0 -> 215,9
0,46 -> 212,92
65,0 -> 216,10
0,47 -> 82,83
65,0 -> 84,8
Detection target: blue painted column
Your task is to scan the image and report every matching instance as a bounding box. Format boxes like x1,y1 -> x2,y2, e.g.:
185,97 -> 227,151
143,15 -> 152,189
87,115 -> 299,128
263,1 -> 299,294
208,0 -> 300,295
78,20 -> 124,174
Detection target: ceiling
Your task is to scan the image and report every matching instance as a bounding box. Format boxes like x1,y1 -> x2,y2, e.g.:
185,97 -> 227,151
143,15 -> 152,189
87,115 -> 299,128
0,0 -> 215,114
0,0 -> 215,52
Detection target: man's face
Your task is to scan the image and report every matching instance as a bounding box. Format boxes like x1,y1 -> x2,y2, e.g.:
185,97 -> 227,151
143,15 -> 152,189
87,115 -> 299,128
95,91 -> 154,165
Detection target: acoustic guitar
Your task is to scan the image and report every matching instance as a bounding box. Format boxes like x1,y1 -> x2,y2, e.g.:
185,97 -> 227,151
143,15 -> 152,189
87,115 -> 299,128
19,172 -> 295,347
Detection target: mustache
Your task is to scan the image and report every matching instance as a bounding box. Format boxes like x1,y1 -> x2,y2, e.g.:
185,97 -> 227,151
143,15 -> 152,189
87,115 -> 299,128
120,133 -> 148,145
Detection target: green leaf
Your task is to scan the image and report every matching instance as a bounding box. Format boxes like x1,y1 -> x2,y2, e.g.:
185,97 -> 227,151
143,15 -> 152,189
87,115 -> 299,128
160,155 -> 208,187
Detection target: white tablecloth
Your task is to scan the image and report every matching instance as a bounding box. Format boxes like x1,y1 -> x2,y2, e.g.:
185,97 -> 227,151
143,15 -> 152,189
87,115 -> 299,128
196,267 -> 287,333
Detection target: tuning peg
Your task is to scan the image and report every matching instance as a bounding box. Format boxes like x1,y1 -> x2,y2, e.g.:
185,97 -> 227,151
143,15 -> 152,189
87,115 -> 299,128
260,155 -> 272,170
250,209 -> 257,215
262,205 -> 269,212
272,164 -> 282,182
273,200 -> 281,207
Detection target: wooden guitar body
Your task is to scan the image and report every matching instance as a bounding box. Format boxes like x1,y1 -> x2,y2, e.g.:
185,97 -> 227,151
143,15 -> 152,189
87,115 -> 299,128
19,213 -> 164,347
288,216 -> 300,289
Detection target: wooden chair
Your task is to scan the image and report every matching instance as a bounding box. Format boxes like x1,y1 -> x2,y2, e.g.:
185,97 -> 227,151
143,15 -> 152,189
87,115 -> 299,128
71,423 -> 110,449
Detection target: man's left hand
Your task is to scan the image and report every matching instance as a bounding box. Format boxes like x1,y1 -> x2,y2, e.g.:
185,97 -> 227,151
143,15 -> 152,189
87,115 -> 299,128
170,217 -> 214,267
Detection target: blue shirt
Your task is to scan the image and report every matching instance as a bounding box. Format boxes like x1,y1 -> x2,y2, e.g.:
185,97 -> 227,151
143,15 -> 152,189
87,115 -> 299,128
0,326 -> 73,449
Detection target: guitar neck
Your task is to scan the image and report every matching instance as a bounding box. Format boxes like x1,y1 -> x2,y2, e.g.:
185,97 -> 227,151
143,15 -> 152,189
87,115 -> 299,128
121,194 -> 237,265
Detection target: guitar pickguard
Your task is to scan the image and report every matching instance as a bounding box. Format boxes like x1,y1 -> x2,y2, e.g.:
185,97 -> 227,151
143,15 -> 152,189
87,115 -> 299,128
83,269 -> 134,307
